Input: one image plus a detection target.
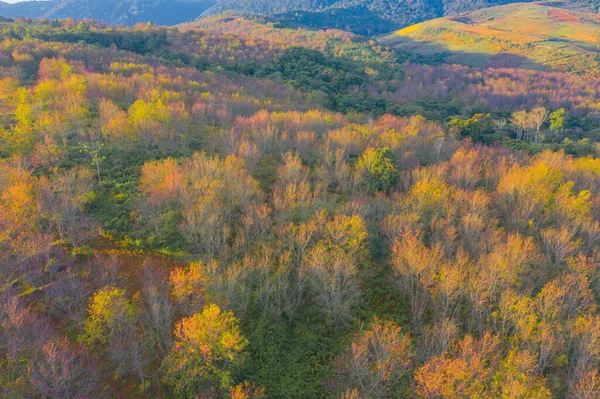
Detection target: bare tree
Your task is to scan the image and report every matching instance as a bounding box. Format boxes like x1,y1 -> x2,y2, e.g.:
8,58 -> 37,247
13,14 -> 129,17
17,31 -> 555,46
47,266 -> 91,323
570,369 -> 600,399
510,110 -> 529,141
391,230 -> 443,330
88,251 -> 123,289
530,107 -> 549,142
141,260 -> 175,357
541,227 -> 581,266
302,243 -> 361,324
254,248 -> 305,321
28,338 -> 99,399
569,316 -> 600,388
493,118 -> 507,133
510,107 -> 548,142
334,318 -> 413,398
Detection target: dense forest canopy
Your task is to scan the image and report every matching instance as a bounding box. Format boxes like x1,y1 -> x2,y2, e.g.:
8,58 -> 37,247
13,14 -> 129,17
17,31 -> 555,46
0,0 -> 597,35
1,6 -> 600,399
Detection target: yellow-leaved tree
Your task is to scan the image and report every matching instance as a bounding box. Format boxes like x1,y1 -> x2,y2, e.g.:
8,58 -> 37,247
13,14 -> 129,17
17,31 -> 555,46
163,304 -> 248,398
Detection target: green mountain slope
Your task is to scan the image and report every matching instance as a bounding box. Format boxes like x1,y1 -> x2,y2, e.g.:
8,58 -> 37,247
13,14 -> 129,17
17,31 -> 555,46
380,2 -> 600,74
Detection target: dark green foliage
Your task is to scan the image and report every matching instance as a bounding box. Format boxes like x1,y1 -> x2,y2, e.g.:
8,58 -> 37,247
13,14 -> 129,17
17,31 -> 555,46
256,47 -> 395,115
79,148 -> 140,235
240,312 -> 348,398
448,113 -> 497,143
259,47 -> 365,94
6,24 -> 170,56
256,8 -> 399,36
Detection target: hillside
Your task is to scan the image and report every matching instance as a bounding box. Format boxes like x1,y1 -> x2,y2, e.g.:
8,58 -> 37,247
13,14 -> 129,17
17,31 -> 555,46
201,0 -> 541,34
380,2 -> 600,75
0,0 -> 597,36
0,0 -> 216,26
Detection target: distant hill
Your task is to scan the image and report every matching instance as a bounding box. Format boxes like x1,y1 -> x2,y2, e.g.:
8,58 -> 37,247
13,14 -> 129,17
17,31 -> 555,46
0,0 -> 548,34
0,0 -> 598,37
380,2 -> 600,75
199,0 -> 547,35
0,0 -> 216,26
250,8 -> 400,36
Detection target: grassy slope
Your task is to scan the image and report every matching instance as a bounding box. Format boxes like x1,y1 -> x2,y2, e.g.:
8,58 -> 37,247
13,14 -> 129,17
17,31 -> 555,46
380,2 -> 600,74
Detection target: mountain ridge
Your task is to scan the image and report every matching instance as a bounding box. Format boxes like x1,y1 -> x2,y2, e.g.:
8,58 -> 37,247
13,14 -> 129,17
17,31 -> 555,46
0,0 -> 217,26
0,0 -> 597,35
199,0 -> 540,34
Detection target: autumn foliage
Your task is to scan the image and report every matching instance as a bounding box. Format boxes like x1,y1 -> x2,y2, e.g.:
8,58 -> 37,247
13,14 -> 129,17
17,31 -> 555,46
1,14 -> 600,399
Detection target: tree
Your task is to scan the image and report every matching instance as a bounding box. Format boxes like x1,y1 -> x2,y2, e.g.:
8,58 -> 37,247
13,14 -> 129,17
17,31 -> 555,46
356,147 -> 399,194
38,166 -> 96,246
253,246 -> 305,321
81,287 -> 138,350
404,175 -> 455,228
415,333 -> 500,399
163,304 -> 247,398
569,315 -> 600,387
491,349 -> 551,398
549,108 -> 567,134
448,147 -> 483,190
79,142 -> 106,182
80,287 -> 146,382
391,230 -> 444,329
496,161 -> 562,230
510,110 -> 529,141
448,113 -> 492,142
28,338 -> 99,399
169,261 -> 209,315
571,369 -> 600,399
430,259 -> 466,322
302,242 -> 361,323
138,153 -> 262,254
510,107 -> 548,142
530,107 -> 549,143
541,227 -> 581,266
420,318 -> 459,360
334,318 -> 413,398
229,382 -> 265,399
180,153 -> 262,256
47,267 -> 91,323
141,261 -> 175,356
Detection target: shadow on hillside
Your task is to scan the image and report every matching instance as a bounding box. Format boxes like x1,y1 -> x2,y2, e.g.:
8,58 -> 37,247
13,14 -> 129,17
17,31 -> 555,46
384,35 -> 547,71
263,7 -> 400,37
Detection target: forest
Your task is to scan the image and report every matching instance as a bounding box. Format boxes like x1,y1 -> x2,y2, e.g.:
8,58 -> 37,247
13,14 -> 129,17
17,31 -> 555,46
0,0 -> 573,35
200,0 -> 543,34
1,13 -> 600,399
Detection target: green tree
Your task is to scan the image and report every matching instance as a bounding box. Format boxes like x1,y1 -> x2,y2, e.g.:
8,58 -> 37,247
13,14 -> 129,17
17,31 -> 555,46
80,287 -> 139,350
550,108 -> 568,133
448,113 -> 493,142
356,147 -> 399,194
